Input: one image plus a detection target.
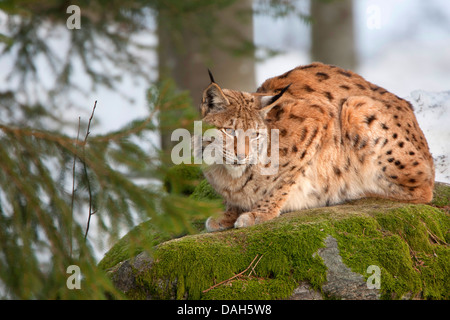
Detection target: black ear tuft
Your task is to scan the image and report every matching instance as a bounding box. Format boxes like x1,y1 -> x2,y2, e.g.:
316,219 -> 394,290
208,69 -> 216,83
268,83 -> 291,105
259,83 -> 292,119
260,83 -> 292,109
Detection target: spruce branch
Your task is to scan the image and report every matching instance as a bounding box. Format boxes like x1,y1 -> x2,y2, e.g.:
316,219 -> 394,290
0,79 -> 211,298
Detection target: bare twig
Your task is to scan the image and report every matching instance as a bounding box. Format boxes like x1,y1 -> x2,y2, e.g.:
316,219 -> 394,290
202,254 -> 262,294
83,101 -> 97,240
421,221 -> 448,246
247,254 -> 264,278
70,117 -> 81,257
84,101 -> 97,144
397,232 -> 421,272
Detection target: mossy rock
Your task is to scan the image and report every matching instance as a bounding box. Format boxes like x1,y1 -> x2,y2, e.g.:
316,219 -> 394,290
98,220 -> 173,272
431,182 -> 450,207
101,182 -> 450,300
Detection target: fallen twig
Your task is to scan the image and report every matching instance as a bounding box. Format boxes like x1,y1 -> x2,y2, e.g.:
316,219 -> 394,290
421,221 -> 448,246
202,254 -> 263,294
247,254 -> 264,278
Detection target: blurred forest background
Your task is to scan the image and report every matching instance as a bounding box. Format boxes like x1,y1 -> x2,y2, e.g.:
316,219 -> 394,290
0,0 -> 449,299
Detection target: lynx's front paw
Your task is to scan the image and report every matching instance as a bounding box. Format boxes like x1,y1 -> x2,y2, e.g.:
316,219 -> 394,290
234,212 -> 256,228
235,211 -> 281,228
205,217 -> 232,232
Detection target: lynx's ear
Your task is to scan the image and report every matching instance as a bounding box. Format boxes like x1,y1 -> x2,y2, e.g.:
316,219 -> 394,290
208,68 -> 216,83
259,83 -> 291,119
201,82 -> 230,117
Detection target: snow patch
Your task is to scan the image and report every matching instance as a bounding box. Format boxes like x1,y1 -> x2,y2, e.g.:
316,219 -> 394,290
407,90 -> 450,183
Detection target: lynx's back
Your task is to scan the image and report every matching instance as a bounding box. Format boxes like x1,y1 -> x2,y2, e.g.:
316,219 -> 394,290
257,62 -> 412,112
257,62 -> 434,201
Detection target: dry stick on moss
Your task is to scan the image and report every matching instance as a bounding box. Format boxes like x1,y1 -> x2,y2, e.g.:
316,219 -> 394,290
202,255 -> 262,294
83,101 -> 97,240
397,231 -> 422,271
420,221 -> 448,246
247,254 -> 264,278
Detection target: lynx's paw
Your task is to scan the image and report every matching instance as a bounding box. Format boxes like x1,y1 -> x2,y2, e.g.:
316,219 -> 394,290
235,211 -> 281,228
234,212 -> 256,229
205,217 -> 234,232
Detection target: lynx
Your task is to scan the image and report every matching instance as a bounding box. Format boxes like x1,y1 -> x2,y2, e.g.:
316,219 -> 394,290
199,63 -> 435,231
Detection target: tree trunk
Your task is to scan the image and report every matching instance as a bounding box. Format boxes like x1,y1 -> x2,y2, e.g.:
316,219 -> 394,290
311,0 -> 356,70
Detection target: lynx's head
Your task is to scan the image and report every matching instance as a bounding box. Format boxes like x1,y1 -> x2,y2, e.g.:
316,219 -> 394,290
197,70 -> 289,177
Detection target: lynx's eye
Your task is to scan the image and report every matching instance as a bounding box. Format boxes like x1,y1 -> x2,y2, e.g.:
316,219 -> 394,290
222,128 -> 236,137
250,131 -> 259,139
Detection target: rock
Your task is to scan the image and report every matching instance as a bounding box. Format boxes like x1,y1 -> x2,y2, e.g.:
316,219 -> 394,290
290,235 -> 380,300
316,235 -> 379,300
100,182 -> 450,300
289,282 -> 323,300
107,252 -> 155,299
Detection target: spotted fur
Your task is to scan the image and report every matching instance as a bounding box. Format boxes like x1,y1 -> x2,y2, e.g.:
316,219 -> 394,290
200,62 -> 435,231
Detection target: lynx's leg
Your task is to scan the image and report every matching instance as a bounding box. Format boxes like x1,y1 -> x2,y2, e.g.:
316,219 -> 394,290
235,106 -> 327,228
341,96 -> 434,203
205,204 -> 242,232
235,172 -> 300,228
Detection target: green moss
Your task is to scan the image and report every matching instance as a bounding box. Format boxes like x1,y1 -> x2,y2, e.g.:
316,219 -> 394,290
417,246 -> 449,299
202,278 -> 297,300
144,235 -> 247,299
132,220 -> 330,300
431,182 -> 450,207
98,220 -> 172,271
333,225 -> 422,299
376,205 -> 444,253
244,222 -> 330,290
103,183 -> 450,300
333,205 -> 450,299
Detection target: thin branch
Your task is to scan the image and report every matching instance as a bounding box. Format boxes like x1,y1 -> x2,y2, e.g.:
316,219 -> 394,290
84,101 -> 97,144
83,101 -> 97,240
70,117 -> 81,257
202,254 -> 262,294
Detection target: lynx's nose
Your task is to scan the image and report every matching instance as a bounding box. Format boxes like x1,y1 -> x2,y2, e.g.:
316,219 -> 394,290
237,154 -> 246,161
